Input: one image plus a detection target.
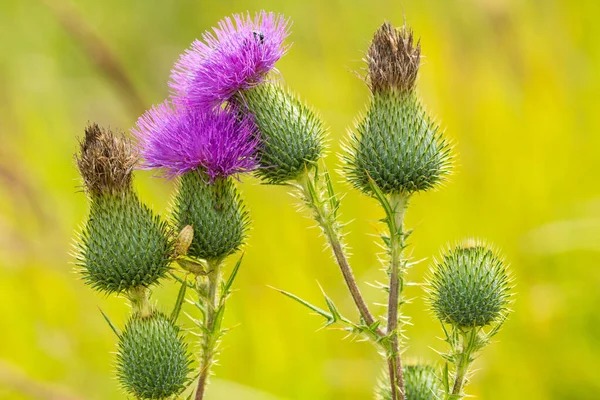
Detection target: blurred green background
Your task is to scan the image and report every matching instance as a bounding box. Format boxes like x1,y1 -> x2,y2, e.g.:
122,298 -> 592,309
1,0 -> 599,398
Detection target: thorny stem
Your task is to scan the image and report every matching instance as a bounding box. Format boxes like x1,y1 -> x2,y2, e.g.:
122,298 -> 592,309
296,169 -> 383,335
195,259 -> 222,400
385,193 -> 409,400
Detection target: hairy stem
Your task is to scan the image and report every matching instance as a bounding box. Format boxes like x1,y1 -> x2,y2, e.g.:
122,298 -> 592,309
296,169 -> 382,333
195,259 -> 222,400
386,193 -> 409,400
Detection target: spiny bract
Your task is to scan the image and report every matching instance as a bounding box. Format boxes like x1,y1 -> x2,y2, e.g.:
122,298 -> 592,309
173,171 -> 248,260
117,312 -> 192,399
345,92 -> 450,195
427,242 -> 512,328
239,83 -> 325,184
377,364 -> 442,400
77,192 -> 173,294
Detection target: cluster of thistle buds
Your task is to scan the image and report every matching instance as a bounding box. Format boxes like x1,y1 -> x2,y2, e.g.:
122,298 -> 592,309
73,10 -> 513,400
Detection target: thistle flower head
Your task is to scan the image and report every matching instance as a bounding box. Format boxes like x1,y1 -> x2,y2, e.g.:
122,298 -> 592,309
344,93 -> 451,195
76,192 -> 173,294
345,21 -> 450,196
170,11 -> 290,109
117,312 -> 192,399
173,172 -> 248,261
427,240 -> 513,328
238,83 -> 325,184
367,21 -> 421,94
76,123 -> 137,196
133,101 -> 258,180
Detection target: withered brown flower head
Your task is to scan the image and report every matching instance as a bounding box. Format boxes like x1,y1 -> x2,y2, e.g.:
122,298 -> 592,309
367,21 -> 421,94
76,123 -> 138,196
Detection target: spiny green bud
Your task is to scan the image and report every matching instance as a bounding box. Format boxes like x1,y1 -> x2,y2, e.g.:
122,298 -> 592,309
345,21 -> 450,196
75,124 -> 173,294
117,312 -> 191,399
173,171 -> 248,261
377,364 -> 442,400
238,83 -> 325,184
76,123 -> 137,196
77,193 -> 173,293
427,241 -> 512,328
345,93 -> 450,195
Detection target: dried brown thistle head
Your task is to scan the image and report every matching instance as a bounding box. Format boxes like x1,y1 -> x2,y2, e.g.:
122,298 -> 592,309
367,21 -> 421,94
76,123 -> 138,196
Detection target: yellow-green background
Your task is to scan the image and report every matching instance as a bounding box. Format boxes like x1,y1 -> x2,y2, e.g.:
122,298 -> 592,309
1,0 -> 598,399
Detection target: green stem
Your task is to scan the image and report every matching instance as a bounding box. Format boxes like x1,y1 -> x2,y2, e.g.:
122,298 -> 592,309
127,286 -> 152,318
296,169 -> 382,335
446,330 -> 476,399
385,193 -> 409,400
195,259 -> 222,400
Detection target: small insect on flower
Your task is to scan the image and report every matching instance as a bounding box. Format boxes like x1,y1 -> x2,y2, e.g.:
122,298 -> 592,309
170,11 -> 291,109
253,30 -> 265,44
133,101 -> 258,180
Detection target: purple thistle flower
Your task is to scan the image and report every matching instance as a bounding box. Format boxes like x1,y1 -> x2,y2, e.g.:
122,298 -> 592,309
170,11 -> 290,109
133,101 -> 258,180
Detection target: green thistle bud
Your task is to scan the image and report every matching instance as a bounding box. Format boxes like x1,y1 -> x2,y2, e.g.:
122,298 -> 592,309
75,124 -> 173,293
238,83 -> 325,184
427,241 -> 512,328
377,364 -> 442,400
173,171 -> 248,261
344,22 -> 451,195
117,312 -> 192,399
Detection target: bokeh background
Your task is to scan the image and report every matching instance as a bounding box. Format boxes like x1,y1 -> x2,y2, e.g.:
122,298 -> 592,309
1,0 -> 599,399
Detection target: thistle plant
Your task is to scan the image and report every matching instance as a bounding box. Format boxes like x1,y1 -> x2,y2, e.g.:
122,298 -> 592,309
74,124 -> 192,399
223,17 -> 513,400
73,10 -> 513,399
73,12 -> 285,399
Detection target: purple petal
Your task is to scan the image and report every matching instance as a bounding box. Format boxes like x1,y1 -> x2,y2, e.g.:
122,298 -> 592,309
170,11 -> 291,109
133,100 -> 258,179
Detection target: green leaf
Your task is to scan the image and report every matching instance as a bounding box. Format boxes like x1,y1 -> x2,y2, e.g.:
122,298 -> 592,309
170,277 -> 187,323
271,286 -> 332,321
99,308 -> 120,338
323,167 -> 340,217
442,361 -> 450,393
222,252 -> 243,296
366,174 -> 395,230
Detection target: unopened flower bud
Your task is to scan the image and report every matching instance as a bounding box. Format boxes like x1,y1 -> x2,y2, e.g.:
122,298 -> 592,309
173,171 -> 248,261
238,83 -> 325,184
117,312 -> 191,399
427,241 -> 512,328
75,124 -> 173,294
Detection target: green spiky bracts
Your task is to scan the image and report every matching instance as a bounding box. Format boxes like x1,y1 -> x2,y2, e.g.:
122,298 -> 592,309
377,364 -> 443,400
75,124 -> 173,294
173,171 -> 248,262
117,312 -> 192,399
428,241 -> 512,328
344,22 -> 451,195
238,83 -> 325,184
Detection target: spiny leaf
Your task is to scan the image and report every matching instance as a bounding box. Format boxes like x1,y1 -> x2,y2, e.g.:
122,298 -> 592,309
271,286 -> 332,321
